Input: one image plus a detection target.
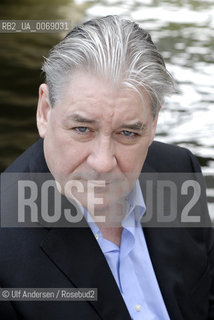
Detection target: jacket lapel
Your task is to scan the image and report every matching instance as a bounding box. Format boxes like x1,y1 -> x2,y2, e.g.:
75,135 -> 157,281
142,156 -> 185,320
40,226 -> 131,320
143,227 -> 185,320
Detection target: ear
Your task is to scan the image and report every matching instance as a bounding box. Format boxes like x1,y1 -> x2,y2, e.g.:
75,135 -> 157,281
149,106 -> 161,146
36,84 -> 51,138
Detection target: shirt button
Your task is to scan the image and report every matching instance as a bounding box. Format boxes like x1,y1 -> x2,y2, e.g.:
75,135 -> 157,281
135,304 -> 141,312
95,234 -> 99,240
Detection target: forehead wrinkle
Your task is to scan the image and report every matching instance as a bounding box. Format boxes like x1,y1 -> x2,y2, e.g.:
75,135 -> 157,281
66,112 -> 97,124
67,92 -> 116,116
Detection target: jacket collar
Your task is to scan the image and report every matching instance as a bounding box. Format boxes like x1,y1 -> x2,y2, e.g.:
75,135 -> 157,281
40,227 -> 131,320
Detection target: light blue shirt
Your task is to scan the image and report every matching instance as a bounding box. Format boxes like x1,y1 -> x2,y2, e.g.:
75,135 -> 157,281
85,180 -> 170,320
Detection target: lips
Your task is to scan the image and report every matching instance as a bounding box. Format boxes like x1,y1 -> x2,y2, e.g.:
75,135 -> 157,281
88,180 -> 109,186
70,171 -> 121,182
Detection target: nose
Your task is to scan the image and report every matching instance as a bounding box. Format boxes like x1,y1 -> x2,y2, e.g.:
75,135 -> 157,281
87,136 -> 117,173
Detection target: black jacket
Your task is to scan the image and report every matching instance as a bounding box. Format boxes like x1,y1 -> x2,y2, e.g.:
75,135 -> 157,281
0,139 -> 214,320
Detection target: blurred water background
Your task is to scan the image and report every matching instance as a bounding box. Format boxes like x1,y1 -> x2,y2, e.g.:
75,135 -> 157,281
0,0 -> 213,217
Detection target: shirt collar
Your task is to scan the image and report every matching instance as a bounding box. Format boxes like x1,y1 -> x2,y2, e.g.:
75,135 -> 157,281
122,179 -> 146,227
83,179 -> 146,235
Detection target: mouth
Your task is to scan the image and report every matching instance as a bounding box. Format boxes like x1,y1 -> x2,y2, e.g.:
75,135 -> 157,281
89,180 -> 109,185
83,178 -> 121,185
80,180 -> 114,189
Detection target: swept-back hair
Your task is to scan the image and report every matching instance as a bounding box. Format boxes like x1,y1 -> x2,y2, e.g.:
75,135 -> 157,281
42,15 -> 176,116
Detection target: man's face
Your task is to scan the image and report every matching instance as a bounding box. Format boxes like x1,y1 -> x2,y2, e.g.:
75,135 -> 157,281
37,72 -> 159,215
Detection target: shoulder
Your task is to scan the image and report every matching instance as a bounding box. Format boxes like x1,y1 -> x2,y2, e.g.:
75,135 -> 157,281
144,140 -> 201,173
4,139 -> 49,173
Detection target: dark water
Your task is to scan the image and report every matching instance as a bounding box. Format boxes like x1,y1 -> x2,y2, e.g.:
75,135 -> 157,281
0,0 -> 213,216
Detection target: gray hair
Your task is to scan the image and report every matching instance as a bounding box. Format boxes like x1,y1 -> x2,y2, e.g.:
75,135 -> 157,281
42,15 -> 176,116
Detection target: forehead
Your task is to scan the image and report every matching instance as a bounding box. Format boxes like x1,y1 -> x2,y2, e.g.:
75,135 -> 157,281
55,72 -> 152,120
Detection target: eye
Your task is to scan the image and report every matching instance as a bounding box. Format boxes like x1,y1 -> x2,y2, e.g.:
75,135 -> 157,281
74,126 -> 90,133
121,130 -> 136,137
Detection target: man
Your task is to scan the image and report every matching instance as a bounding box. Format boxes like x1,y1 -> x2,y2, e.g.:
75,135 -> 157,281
0,15 -> 214,319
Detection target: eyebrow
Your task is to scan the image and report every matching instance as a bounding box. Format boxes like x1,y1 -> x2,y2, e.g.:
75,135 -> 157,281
65,114 -> 97,124
119,121 -> 146,131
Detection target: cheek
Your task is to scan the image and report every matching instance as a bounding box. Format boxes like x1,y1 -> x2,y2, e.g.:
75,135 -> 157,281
59,145 -> 89,173
44,131 -> 89,174
117,143 -> 149,175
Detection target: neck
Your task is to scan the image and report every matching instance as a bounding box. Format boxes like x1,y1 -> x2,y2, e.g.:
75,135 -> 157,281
98,225 -> 123,247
